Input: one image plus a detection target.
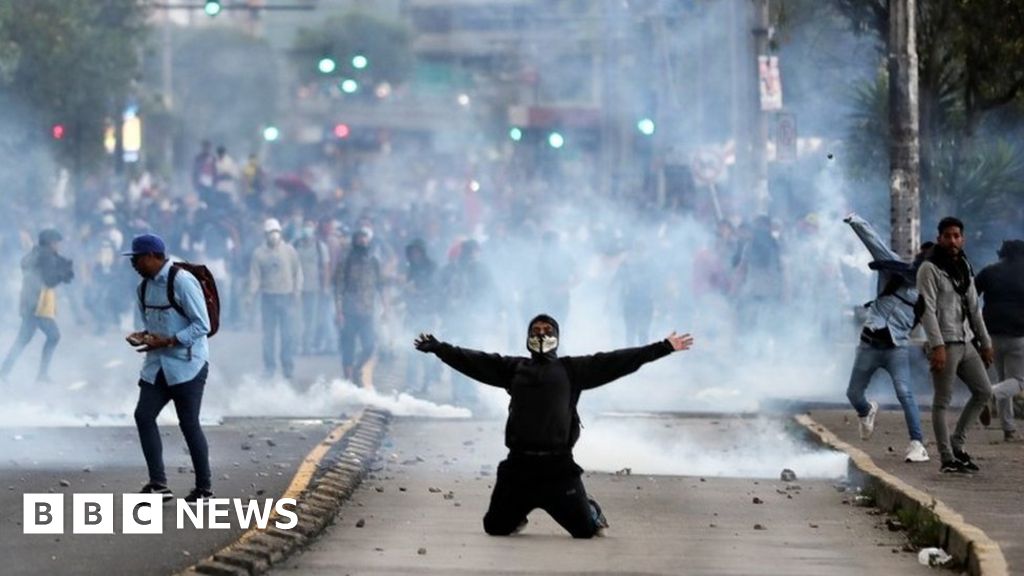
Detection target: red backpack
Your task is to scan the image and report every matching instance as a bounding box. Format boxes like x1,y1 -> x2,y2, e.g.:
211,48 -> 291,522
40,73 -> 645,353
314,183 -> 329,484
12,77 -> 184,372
139,262 -> 221,337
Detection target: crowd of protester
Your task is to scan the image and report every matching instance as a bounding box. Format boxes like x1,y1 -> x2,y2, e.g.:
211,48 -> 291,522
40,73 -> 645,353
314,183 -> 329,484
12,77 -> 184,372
4,137 -> 1015,423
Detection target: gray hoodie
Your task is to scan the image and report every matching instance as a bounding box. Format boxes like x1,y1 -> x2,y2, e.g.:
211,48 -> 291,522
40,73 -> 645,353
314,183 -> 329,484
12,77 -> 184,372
916,259 -> 991,350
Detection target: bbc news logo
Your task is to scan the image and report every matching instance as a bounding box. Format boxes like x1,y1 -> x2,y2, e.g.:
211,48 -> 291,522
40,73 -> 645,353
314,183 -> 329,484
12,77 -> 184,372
23,494 -> 298,534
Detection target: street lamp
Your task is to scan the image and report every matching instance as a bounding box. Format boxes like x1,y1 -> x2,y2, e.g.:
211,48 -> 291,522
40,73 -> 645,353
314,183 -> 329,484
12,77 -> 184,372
637,118 -> 655,136
204,1 -> 221,17
351,55 -> 368,70
548,132 -> 564,149
263,126 -> 280,142
509,127 -> 523,142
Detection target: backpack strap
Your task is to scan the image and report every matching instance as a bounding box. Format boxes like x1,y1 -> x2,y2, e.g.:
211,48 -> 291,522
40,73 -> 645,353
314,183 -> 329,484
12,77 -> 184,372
165,264 -> 188,320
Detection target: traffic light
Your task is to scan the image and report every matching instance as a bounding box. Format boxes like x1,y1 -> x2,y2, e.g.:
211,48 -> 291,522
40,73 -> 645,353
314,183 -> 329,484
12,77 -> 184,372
332,123 -> 350,139
51,123 -> 65,140
637,118 -> 655,136
318,57 -> 337,74
340,79 -> 358,94
204,1 -> 221,17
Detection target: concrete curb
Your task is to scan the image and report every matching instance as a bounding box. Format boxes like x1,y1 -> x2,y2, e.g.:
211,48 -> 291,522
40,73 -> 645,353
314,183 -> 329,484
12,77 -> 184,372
177,407 -> 391,576
794,413 -> 1008,576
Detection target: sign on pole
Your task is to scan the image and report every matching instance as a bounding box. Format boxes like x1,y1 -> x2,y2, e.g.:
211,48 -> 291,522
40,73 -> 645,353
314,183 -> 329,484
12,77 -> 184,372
759,56 -> 783,111
775,112 -> 797,163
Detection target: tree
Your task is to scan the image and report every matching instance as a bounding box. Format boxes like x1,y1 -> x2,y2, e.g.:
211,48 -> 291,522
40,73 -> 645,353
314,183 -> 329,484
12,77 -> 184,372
0,0 -> 148,178
291,11 -> 413,85
830,0 -> 1024,252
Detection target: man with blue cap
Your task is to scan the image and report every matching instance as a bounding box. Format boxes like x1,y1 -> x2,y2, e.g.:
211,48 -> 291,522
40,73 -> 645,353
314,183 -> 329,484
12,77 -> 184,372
124,233 -> 214,502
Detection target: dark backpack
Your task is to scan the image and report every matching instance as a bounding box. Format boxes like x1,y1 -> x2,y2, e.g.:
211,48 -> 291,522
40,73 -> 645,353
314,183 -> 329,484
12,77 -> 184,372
139,263 -> 221,337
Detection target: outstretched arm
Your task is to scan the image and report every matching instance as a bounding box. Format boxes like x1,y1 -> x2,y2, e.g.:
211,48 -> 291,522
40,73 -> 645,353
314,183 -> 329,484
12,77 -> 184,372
844,212 -> 901,263
570,332 -> 693,390
414,334 -> 516,389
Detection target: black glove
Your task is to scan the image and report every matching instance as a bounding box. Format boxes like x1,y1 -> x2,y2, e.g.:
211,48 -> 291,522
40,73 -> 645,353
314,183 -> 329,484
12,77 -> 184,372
414,333 -> 442,353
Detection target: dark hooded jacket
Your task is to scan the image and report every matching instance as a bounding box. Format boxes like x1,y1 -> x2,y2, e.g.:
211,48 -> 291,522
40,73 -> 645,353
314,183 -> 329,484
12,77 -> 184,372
976,240 -> 1024,337
18,245 -> 74,317
432,314 -> 673,452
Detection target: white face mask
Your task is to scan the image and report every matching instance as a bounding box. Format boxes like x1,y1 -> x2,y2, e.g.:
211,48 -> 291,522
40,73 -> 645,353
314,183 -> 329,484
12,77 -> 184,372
527,334 -> 558,354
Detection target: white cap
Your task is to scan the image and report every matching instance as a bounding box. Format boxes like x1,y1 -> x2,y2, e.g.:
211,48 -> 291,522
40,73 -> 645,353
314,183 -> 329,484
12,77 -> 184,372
264,218 -> 282,233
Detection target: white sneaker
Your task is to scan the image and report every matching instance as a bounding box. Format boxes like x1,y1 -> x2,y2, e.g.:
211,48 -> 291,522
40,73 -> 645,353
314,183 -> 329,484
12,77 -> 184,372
859,401 -> 879,440
904,440 -> 930,463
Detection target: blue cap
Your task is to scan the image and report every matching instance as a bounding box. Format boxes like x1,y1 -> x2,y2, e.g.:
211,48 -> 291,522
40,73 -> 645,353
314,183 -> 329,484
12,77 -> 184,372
122,233 -> 166,256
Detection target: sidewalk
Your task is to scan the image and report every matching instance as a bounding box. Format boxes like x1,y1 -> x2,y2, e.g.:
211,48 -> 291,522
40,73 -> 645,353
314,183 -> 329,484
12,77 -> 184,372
804,408 -> 1023,574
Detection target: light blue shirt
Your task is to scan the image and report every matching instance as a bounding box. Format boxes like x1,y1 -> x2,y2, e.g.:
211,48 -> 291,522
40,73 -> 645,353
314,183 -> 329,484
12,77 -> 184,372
848,215 -> 918,347
138,260 -> 210,385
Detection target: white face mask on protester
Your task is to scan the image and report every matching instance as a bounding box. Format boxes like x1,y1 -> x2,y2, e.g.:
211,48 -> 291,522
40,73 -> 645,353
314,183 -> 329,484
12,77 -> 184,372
527,334 -> 558,355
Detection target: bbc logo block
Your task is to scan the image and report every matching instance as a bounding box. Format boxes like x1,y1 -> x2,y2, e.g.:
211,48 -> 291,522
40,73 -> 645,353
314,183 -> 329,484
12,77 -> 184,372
23,493 -> 298,534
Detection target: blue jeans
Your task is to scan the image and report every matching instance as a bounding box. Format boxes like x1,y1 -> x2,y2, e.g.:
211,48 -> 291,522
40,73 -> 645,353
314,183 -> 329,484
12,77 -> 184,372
134,364 -> 211,491
846,344 -> 924,442
261,294 -> 297,378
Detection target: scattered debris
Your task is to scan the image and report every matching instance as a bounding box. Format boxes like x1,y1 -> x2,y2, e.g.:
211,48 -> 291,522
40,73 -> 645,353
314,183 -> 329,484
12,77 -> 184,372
355,518 -> 366,528
58,480 -> 70,488
266,438 -> 277,447
853,495 -> 875,508
885,518 -> 905,532
780,469 -> 797,482
374,486 -> 384,493
809,523 -> 819,529
917,548 -> 952,567
428,487 -> 442,493
754,524 -> 766,530
399,487 -> 407,492
417,547 -> 427,555
752,497 -> 763,505
241,442 -> 252,451
443,491 -> 455,500
615,467 -> 632,476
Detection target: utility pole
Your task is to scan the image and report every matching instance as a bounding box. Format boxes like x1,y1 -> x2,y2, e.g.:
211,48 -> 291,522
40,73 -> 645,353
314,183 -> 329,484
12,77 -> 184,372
751,0 -> 770,214
888,0 -> 921,259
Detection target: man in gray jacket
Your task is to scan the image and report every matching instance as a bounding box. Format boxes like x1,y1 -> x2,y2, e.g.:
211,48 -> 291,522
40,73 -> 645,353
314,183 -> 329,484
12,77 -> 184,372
917,217 -> 994,473
843,213 -> 929,463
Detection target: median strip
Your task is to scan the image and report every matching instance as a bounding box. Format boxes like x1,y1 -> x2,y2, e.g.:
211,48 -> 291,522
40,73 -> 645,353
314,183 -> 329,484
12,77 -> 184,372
177,407 -> 391,576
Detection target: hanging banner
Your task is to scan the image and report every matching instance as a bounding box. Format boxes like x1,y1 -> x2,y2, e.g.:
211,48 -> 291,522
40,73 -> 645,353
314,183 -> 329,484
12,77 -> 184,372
759,55 -> 783,111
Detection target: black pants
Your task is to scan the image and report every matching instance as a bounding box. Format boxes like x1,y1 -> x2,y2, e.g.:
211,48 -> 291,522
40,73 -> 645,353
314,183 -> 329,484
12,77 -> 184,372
134,364 -> 211,490
483,454 -> 600,539
0,315 -> 60,380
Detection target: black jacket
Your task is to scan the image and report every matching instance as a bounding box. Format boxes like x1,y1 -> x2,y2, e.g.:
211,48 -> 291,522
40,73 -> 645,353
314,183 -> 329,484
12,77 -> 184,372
433,340 -> 673,452
976,257 -> 1024,337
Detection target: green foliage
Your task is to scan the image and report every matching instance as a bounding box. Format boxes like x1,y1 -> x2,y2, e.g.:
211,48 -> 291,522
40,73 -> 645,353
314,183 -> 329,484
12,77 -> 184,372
0,0 -> 148,172
291,11 -> 413,85
830,0 -> 1024,244
894,505 -> 942,547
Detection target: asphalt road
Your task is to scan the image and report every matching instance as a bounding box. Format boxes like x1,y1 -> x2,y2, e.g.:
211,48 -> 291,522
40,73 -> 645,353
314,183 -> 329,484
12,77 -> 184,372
0,417 -> 340,576
271,416 -> 936,576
